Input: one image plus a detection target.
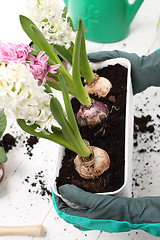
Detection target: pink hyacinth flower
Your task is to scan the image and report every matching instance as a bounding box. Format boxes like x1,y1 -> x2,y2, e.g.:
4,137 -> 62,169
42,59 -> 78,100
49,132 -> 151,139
28,51 -> 60,85
0,42 -> 32,64
40,64 -> 60,86
0,42 -> 60,86
0,42 -> 18,64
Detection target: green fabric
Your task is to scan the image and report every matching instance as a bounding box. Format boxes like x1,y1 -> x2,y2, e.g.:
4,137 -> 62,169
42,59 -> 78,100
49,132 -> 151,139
52,185 -> 160,237
88,50 -> 160,95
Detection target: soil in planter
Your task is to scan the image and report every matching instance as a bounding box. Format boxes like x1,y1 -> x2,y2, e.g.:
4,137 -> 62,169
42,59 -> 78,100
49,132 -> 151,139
56,64 -> 128,193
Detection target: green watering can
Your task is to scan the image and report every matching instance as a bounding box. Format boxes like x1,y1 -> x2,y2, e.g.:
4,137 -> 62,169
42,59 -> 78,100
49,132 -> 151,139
63,0 -> 144,42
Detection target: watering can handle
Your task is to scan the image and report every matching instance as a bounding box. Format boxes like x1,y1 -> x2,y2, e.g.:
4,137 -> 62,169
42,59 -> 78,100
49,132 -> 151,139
63,0 -> 69,7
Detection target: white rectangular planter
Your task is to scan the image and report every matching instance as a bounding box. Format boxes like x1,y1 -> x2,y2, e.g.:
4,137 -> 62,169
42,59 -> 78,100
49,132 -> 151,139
52,58 -> 134,202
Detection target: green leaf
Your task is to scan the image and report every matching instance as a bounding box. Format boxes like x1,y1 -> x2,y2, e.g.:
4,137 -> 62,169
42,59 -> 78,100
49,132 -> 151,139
46,80 -> 61,91
19,15 -> 42,51
31,25 -> 61,65
52,43 -> 73,66
58,74 -> 79,134
0,147 -> 7,164
79,18 -> 94,82
67,16 -> 75,31
54,75 -> 91,157
47,71 -> 59,81
59,74 -> 91,157
44,83 -> 53,94
47,72 -> 75,97
50,97 -> 71,131
72,17 -> 91,106
62,6 -> 68,19
17,119 -> 74,151
50,97 -> 90,156
29,42 -> 40,56
19,15 -> 61,65
50,97 -> 78,146
0,110 -> 7,139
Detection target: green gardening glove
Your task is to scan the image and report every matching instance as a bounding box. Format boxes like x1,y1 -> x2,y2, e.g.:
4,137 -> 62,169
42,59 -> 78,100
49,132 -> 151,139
88,50 -> 160,95
53,184 -> 160,237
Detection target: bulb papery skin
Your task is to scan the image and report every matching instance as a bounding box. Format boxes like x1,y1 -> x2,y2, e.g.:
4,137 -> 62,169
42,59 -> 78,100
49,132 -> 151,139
85,75 -> 112,98
74,146 -> 110,179
77,100 -> 109,127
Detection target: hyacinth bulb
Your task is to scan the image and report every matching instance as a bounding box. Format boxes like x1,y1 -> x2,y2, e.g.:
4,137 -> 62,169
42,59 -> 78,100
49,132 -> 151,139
74,145 -> 110,179
85,74 -> 112,98
77,100 -> 109,127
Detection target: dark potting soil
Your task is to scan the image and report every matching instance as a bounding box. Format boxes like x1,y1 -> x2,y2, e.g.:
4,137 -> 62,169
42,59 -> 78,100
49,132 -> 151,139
133,114 -> 160,153
56,64 -> 128,193
1,133 -> 39,157
1,133 -> 17,152
23,171 -> 52,202
134,115 -> 154,134
26,136 -> 39,157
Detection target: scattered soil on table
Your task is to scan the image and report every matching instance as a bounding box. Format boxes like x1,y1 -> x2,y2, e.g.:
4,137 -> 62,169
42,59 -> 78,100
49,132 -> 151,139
132,103 -> 160,193
23,171 -> 52,202
56,64 -> 128,193
1,133 -> 39,157
25,136 -> 39,157
133,114 -> 160,153
134,115 -> 154,134
1,133 -> 17,152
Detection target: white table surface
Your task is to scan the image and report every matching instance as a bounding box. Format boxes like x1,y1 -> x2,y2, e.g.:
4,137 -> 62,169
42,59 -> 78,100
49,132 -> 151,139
0,0 -> 160,239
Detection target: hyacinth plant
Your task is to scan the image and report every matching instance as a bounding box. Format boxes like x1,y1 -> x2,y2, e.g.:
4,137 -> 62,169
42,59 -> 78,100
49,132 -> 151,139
0,36 -> 112,181
0,42 -> 110,178
20,15 -> 110,128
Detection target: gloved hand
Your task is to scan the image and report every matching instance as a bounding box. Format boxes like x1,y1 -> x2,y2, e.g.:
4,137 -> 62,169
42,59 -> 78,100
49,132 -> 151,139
88,50 -> 160,95
53,184 -> 160,237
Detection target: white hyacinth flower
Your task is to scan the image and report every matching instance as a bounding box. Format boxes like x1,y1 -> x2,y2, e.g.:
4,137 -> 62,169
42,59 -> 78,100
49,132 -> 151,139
0,61 -> 59,133
26,0 -> 76,49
